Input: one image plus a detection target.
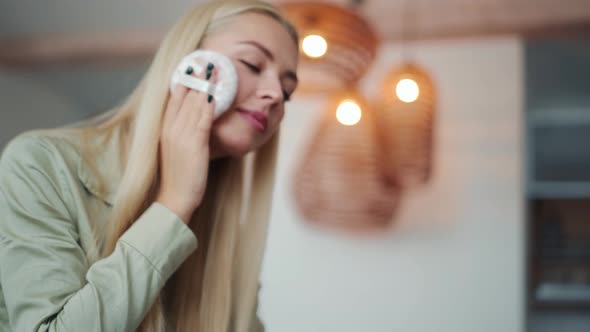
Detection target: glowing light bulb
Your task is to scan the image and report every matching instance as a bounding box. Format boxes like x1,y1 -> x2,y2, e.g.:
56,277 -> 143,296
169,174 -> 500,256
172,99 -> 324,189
336,100 -> 362,126
396,78 -> 419,103
302,35 -> 328,58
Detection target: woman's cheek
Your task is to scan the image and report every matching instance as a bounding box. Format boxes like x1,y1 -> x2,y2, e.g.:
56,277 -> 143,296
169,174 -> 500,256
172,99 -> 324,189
234,67 -> 255,100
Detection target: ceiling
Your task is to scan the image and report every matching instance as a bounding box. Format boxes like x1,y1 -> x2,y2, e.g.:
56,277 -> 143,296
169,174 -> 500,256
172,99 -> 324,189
2,0 -> 590,38
0,0 -> 589,64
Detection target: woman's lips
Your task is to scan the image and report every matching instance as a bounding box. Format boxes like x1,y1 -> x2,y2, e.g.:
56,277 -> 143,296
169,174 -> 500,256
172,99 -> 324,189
237,108 -> 268,132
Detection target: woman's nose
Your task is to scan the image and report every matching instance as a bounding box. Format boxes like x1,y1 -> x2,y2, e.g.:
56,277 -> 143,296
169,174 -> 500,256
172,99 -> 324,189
257,76 -> 283,103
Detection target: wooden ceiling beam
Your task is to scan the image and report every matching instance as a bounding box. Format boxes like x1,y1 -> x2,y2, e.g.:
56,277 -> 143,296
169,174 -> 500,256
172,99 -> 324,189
0,31 -> 163,67
0,22 -> 588,67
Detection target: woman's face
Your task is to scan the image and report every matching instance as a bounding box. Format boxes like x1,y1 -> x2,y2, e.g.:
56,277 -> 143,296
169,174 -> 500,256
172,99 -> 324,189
200,12 -> 299,159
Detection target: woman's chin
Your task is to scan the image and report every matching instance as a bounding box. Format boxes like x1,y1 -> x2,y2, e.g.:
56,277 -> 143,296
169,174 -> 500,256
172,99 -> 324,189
211,130 -> 257,159
222,141 -> 254,158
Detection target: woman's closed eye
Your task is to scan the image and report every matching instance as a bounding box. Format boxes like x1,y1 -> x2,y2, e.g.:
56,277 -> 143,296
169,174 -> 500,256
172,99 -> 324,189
240,60 -> 261,74
240,60 -> 292,102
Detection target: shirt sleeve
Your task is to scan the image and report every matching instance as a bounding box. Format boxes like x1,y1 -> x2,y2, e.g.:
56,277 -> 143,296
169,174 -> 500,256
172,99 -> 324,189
0,136 -> 198,332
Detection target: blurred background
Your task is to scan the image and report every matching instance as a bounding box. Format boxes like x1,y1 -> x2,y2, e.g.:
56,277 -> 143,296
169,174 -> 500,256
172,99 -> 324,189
1,0 -> 589,331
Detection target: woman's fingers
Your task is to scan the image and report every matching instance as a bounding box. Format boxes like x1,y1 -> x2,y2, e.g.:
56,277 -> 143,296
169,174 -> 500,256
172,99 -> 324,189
156,62 -> 219,221
179,62 -> 217,139
196,63 -> 217,134
163,84 -> 187,133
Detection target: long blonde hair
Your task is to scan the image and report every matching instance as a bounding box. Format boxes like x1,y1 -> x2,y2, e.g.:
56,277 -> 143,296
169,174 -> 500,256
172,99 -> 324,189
67,1 -> 298,331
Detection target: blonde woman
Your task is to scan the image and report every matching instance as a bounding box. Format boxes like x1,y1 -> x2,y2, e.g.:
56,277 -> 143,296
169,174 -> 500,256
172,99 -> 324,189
0,0 -> 299,331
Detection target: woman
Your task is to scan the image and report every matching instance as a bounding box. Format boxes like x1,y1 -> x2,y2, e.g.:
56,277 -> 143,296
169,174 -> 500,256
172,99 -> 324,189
0,0 -> 299,331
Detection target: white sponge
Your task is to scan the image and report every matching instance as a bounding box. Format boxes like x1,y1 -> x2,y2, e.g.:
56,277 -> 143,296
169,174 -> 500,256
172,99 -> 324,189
170,50 -> 238,119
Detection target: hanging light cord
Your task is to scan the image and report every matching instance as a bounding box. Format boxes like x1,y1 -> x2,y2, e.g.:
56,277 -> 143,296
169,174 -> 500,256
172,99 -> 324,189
400,0 -> 416,60
349,0 -> 365,9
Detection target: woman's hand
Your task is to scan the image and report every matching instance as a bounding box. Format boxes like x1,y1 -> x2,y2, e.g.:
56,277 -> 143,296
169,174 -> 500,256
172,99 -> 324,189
156,63 -> 217,224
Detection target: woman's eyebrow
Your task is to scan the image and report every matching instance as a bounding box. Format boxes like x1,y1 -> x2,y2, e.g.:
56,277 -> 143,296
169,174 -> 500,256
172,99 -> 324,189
238,40 -> 274,60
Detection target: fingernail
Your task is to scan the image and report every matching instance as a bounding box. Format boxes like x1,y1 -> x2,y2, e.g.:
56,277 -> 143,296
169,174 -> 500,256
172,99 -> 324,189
208,95 -> 213,103
206,63 -> 214,80
185,66 -> 194,75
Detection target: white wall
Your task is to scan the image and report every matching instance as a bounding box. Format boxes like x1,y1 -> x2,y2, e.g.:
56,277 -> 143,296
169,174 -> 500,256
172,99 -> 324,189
0,35 -> 525,332
0,64 -> 146,148
259,37 -> 525,332
0,71 -> 81,146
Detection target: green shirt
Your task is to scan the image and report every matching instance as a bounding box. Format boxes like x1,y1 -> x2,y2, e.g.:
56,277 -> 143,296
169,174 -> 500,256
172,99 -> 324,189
0,127 -> 264,331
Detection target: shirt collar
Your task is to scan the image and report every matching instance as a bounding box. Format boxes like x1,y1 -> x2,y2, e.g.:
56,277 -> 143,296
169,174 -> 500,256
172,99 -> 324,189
77,125 -> 127,206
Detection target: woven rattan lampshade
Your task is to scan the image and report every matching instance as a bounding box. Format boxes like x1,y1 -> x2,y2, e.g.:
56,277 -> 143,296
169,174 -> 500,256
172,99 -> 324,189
376,62 -> 436,187
293,89 -> 401,231
279,2 -> 378,93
